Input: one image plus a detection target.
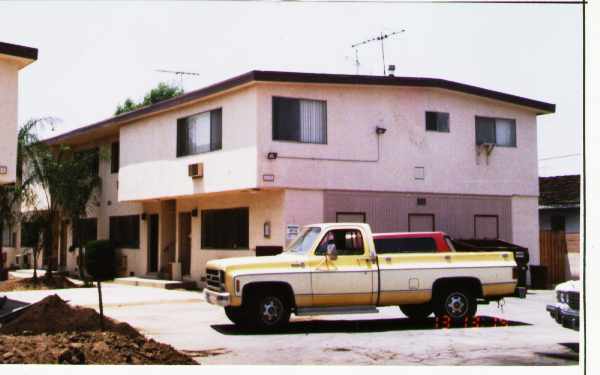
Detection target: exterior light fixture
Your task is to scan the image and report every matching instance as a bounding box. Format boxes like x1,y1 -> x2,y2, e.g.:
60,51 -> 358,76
264,221 -> 271,238
376,127 -> 387,135
267,152 -> 278,160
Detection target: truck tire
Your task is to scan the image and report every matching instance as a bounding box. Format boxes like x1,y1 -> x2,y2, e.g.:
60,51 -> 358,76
433,287 -> 477,323
224,306 -> 248,326
399,303 -> 432,320
248,292 -> 291,331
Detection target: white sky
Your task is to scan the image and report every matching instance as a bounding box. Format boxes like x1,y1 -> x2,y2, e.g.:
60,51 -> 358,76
0,1 -> 583,177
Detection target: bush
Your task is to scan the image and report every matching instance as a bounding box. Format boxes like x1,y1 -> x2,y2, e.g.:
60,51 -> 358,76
84,240 -> 117,281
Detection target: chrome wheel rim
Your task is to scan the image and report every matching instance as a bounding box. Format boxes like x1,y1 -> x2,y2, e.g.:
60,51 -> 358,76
260,297 -> 284,325
445,292 -> 468,318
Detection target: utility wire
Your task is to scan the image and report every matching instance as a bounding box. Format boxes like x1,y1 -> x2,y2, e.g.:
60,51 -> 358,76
538,153 -> 582,161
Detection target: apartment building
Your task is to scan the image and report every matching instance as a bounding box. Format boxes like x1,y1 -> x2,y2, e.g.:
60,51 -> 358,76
1,41 -> 37,269
43,71 -> 555,285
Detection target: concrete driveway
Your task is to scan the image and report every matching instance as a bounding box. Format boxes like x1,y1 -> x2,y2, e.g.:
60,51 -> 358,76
1,285 -> 579,365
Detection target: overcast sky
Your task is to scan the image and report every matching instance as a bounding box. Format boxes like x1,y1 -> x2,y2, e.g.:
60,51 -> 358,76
0,1 -> 582,176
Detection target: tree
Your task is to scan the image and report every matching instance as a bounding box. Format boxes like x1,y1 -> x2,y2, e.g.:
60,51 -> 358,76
0,119 -> 50,281
115,82 -> 183,115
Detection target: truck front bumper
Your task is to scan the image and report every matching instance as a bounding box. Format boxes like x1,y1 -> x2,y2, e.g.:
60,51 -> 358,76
204,289 -> 231,307
546,304 -> 579,331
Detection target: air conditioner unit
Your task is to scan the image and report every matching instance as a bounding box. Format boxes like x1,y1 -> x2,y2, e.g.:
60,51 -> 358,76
188,163 -> 204,179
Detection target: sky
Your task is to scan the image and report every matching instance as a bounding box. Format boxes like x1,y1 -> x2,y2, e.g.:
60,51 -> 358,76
0,1 -> 583,177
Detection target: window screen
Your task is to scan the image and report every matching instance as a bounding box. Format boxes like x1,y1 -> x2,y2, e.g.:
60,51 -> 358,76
425,111 -> 449,132
374,237 -> 437,253
201,207 -> 249,249
177,108 -> 222,157
109,215 -> 140,248
273,97 -> 327,144
315,229 -> 364,256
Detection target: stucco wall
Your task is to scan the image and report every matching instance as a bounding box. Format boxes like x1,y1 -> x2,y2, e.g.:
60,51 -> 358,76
511,196 -> 540,266
118,86 -> 259,202
176,189 -> 286,283
256,82 -> 540,197
0,58 -> 19,185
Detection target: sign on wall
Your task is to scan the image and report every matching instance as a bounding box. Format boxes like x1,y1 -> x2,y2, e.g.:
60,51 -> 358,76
0,166 -> 7,175
286,224 -> 300,241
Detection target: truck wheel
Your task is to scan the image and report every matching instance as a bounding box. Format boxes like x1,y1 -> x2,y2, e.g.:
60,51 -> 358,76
224,306 -> 247,326
399,303 -> 432,320
433,287 -> 477,323
249,292 -> 290,331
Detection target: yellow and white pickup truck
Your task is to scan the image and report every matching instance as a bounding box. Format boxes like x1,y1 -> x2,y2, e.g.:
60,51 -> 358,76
204,223 -> 519,330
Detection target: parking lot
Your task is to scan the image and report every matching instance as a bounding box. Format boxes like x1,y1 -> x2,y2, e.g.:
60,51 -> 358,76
2,284 -> 579,365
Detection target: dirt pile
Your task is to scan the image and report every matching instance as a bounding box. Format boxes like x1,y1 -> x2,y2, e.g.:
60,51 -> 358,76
0,331 -> 197,364
0,294 -> 138,337
0,275 -> 77,292
0,295 -> 197,364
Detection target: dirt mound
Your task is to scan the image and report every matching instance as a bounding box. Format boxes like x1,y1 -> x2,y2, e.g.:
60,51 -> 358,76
0,331 -> 197,364
0,295 -> 196,364
0,294 -> 139,338
0,275 -> 77,292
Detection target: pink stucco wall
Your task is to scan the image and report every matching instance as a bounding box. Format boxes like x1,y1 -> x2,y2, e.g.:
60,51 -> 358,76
0,59 -> 19,185
256,82 -> 540,197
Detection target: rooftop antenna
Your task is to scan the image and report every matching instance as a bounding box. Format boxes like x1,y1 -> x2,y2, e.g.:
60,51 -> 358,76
155,69 -> 201,89
351,29 -> 406,76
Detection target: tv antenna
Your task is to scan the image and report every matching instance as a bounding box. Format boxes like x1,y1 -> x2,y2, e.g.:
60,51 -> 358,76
155,69 -> 201,89
351,30 -> 405,75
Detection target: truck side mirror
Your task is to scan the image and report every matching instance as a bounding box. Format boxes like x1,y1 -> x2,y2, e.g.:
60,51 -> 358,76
326,242 -> 338,261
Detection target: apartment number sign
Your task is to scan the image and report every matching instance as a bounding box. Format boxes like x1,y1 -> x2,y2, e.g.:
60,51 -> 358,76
286,224 -> 300,241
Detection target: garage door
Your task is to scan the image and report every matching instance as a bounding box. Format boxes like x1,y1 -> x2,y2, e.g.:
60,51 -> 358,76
408,214 -> 435,232
474,215 -> 499,239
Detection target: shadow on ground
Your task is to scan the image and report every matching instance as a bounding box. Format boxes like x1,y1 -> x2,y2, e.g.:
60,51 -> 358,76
535,342 -> 579,363
211,315 -> 530,336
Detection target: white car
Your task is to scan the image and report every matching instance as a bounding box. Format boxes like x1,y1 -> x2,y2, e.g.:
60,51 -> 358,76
546,280 -> 580,331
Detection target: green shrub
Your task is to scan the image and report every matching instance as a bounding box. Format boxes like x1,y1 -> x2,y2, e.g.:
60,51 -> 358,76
84,240 -> 116,281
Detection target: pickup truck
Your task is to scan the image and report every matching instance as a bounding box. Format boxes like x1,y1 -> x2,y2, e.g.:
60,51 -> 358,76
204,223 -> 519,330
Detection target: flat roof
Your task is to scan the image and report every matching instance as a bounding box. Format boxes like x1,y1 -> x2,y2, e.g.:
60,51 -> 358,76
0,41 -> 38,61
45,70 -> 556,145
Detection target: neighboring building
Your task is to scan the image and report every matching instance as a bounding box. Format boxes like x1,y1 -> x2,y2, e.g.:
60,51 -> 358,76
1,41 -> 37,270
39,70 -> 554,285
539,174 -> 580,281
0,41 -> 38,186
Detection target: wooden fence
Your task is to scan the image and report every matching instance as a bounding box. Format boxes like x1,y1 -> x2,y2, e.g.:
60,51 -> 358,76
539,230 -> 567,286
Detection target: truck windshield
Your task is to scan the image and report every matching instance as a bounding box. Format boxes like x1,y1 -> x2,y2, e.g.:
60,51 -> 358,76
285,227 -> 322,254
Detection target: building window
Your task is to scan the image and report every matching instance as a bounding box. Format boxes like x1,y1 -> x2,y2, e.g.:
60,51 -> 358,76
109,215 -> 140,248
110,142 -> 120,174
201,207 -> 249,249
315,229 -> 364,256
177,108 -> 222,157
374,237 -> 437,254
336,212 -> 366,223
272,97 -> 327,144
73,218 -> 98,247
475,116 -> 516,147
425,111 -> 449,132
550,215 -> 566,231
1,223 -> 16,247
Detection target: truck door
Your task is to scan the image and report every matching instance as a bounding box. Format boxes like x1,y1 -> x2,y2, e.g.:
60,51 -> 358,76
309,228 -> 376,306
